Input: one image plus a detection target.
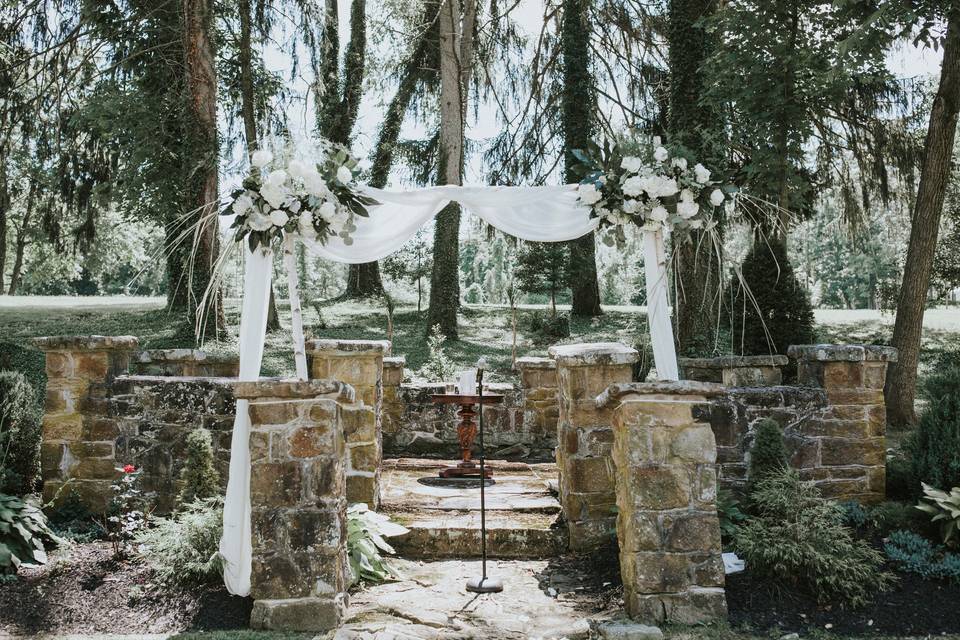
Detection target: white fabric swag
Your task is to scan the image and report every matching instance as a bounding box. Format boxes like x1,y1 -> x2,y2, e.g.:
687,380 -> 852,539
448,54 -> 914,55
219,184 -> 679,596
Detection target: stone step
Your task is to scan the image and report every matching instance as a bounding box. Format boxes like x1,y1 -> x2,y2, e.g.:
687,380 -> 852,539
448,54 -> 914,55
386,508 -> 568,559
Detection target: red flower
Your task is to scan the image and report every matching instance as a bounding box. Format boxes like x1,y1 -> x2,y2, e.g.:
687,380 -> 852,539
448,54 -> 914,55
123,464 -> 136,473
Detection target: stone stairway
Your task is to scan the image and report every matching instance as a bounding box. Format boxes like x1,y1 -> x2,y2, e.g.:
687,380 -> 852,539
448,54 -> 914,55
380,458 -> 568,559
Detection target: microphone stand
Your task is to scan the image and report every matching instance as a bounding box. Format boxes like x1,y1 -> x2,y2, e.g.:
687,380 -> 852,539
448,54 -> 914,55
466,365 -> 503,593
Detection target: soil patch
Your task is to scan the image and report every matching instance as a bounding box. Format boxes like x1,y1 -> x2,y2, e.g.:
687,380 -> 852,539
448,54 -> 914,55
726,567 -> 960,636
0,542 -> 251,635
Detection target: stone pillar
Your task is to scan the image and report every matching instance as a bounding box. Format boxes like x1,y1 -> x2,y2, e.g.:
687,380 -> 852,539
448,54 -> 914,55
381,356 -> 406,447
548,343 -> 638,551
133,349 -> 239,377
306,339 -> 389,508
788,344 -> 897,503
235,379 -> 354,633
516,356 -> 560,455
680,355 -> 788,387
32,335 -> 139,511
600,381 -> 727,624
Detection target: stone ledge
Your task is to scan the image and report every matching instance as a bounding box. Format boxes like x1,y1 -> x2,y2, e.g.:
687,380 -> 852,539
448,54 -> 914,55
596,381 -> 726,408
32,335 -> 139,351
233,378 -> 356,403
515,356 -> 557,370
116,374 -> 238,385
136,349 -> 238,364
787,344 -> 898,363
549,342 -> 639,366
679,355 -> 788,369
383,356 -> 406,368
305,339 -> 391,355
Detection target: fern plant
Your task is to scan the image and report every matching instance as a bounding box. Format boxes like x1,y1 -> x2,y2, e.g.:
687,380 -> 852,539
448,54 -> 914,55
916,483 -> 960,546
347,503 -> 408,587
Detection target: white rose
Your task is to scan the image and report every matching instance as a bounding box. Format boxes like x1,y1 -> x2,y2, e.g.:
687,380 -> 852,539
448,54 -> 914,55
644,176 -> 678,199
694,163 -> 711,184
653,136 -> 662,147
265,169 -> 288,187
303,171 -> 329,198
259,183 -> 288,209
578,183 -> 602,205
710,188 -> 725,207
622,198 -> 639,214
232,193 -> 254,216
680,188 -> 695,202
298,210 -> 316,238
677,199 -> 699,219
653,146 -> 669,162
621,156 -> 644,174
269,210 -> 289,227
247,211 -> 272,231
622,176 -> 645,198
318,201 -> 337,221
287,159 -> 308,179
336,165 -> 353,184
672,157 -> 688,171
648,205 -> 668,223
251,149 -> 272,168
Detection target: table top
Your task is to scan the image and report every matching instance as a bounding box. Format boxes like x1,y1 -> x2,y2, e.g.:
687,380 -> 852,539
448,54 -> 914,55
431,393 -> 505,405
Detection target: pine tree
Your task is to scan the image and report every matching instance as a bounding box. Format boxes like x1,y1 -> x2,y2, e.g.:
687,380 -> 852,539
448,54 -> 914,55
515,242 -> 571,318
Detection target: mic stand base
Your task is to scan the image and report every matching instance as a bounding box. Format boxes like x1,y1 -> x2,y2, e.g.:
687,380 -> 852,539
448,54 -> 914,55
466,576 -> 503,593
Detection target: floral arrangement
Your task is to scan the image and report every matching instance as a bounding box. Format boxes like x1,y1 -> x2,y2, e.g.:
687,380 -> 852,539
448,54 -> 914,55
572,135 -> 734,234
225,140 -> 377,251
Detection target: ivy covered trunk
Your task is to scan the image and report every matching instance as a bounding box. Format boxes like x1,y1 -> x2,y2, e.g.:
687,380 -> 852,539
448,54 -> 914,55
180,0 -> 224,335
887,8 -> 960,427
345,262 -> 384,297
561,0 -> 602,318
668,0 -> 721,355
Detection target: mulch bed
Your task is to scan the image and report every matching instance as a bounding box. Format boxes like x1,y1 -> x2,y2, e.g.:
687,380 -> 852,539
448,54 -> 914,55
0,542 -> 251,635
726,567 -> 960,636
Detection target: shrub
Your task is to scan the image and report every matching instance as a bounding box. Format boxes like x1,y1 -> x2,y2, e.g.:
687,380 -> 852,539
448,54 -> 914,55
717,489 -> 748,545
907,360 -> 960,496
0,494 -> 61,572
527,310 -> 570,343
840,500 -> 927,538
47,491 -> 105,543
726,239 -> 816,356
178,428 -> 221,507
135,497 -> 223,586
885,453 -> 915,501
747,418 -> 788,488
347,503 -> 409,586
0,371 -> 42,496
419,324 -> 454,382
734,470 -> 893,607
916,483 -> 960,546
632,318 -> 653,382
884,530 -> 960,583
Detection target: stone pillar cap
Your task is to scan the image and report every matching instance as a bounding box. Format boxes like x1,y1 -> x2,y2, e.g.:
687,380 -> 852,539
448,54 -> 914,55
548,342 -> 639,366
515,356 -> 557,370
305,338 -> 391,355
679,354 -> 788,368
31,335 -> 139,351
787,344 -> 898,363
137,348 -> 238,364
596,381 -> 726,408
233,378 -> 356,403
383,356 -> 406,367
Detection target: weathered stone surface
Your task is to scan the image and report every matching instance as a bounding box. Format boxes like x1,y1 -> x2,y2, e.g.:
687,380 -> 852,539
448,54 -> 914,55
234,378 -> 355,402
250,596 -> 344,632
598,620 -> 664,640
787,344 -> 898,363
549,342 -> 640,366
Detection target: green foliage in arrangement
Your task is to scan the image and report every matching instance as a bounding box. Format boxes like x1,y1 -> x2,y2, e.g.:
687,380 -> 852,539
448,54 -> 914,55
747,418 -> 789,488
907,358 -> 960,496
178,428 -> 221,507
884,530 -> 960,584
0,371 -> 41,496
135,497 -> 224,586
0,494 -> 61,571
916,483 -> 960,546
346,503 -> 409,587
734,470 -> 893,607
419,325 -> 455,382
727,240 -> 817,356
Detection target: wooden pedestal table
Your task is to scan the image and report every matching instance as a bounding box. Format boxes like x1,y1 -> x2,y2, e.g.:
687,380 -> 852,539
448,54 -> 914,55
430,393 -> 505,478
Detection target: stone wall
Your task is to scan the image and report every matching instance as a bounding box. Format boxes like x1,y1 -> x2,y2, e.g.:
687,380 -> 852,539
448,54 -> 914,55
238,379 -> 353,632
680,355 -> 787,387
603,381 -> 727,624
133,349 -> 239,377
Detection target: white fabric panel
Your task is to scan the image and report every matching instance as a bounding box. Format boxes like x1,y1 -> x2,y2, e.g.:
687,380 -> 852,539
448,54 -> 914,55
305,184 -> 599,263
220,245 -> 274,597
643,228 -> 679,381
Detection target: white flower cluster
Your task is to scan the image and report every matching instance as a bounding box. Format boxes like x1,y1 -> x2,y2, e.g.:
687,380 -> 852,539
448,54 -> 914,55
229,147 -> 361,248
576,137 -> 730,233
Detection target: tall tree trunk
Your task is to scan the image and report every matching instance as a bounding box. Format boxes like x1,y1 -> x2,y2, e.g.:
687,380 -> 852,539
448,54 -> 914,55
668,0 -> 722,355
238,0 -> 281,331
7,181 -> 35,295
427,0 -> 474,339
886,10 -> 960,427
182,0 -> 224,336
0,163 -> 7,295
561,0 -> 602,317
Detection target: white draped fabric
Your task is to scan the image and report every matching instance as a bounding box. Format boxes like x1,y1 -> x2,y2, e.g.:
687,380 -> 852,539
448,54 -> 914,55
219,184 -> 677,596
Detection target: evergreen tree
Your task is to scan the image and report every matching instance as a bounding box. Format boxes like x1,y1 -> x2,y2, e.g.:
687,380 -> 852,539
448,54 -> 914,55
178,428 -> 221,506
515,242 -> 571,318
727,239 -> 816,356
